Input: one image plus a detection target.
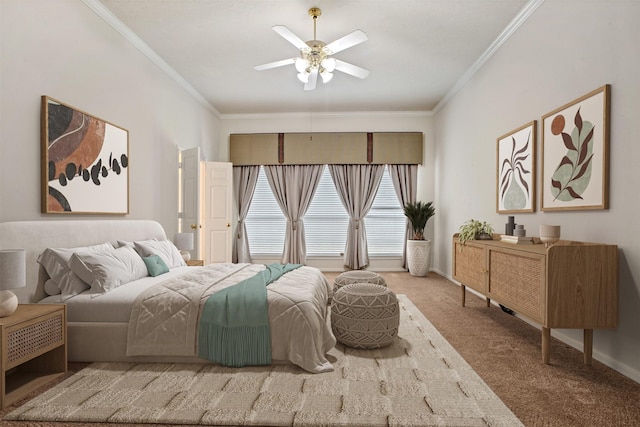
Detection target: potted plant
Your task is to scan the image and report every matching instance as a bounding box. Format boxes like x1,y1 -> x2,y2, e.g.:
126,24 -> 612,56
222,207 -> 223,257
403,201 -> 435,276
458,219 -> 494,246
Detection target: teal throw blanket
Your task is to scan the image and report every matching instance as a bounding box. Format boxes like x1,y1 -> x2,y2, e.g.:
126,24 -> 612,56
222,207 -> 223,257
198,263 -> 301,367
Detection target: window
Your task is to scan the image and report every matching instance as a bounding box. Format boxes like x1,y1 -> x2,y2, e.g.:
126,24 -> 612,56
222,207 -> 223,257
245,166 -> 405,257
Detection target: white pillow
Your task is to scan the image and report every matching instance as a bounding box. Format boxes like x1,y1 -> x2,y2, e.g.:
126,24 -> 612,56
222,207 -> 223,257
37,243 -> 115,298
69,245 -> 149,294
133,239 -> 186,269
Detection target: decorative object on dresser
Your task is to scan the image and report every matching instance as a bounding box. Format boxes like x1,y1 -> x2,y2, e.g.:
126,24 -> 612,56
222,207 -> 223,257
457,219 -> 494,246
174,232 -> 194,262
539,224 -> 561,246
403,200 -> 435,276
0,304 -> 67,409
497,121 -> 536,213
452,234 -> 617,365
0,249 -> 26,317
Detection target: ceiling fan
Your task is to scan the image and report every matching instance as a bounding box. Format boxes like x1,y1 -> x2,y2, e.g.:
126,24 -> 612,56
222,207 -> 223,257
254,7 -> 369,91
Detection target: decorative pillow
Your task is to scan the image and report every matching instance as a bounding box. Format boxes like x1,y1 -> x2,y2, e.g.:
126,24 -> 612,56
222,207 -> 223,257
43,279 -> 61,296
37,243 -> 115,298
143,255 -> 169,277
133,239 -> 186,269
69,245 -> 148,294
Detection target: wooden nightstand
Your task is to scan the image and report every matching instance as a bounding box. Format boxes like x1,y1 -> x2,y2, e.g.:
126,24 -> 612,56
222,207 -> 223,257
0,304 -> 67,408
187,260 -> 204,266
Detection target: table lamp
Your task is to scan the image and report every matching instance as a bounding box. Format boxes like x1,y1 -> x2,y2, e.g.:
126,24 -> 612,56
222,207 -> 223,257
174,232 -> 194,262
0,249 -> 26,317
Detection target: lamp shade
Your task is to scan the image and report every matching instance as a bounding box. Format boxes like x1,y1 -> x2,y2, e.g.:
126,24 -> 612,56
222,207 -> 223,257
0,249 -> 26,291
174,233 -> 194,251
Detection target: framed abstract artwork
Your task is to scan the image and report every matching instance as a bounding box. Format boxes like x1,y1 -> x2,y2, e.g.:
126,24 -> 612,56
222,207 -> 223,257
541,85 -> 610,211
41,96 -> 129,214
496,121 -> 536,213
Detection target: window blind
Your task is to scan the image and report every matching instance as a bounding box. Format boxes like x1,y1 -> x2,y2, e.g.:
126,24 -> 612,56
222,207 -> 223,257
245,166 -> 405,257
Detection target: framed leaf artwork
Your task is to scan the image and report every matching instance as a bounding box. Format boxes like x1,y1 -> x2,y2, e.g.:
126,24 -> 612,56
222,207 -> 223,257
496,121 -> 536,213
41,96 -> 129,214
541,85 -> 610,211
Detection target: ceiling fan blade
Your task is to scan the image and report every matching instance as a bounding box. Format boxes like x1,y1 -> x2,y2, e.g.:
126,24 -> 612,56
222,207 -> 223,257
334,59 -> 370,79
272,25 -> 309,51
304,68 -> 319,91
324,30 -> 368,54
254,58 -> 296,71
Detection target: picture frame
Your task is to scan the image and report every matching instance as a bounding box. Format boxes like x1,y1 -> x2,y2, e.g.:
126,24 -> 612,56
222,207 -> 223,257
41,96 -> 129,214
496,121 -> 536,213
541,85 -> 610,211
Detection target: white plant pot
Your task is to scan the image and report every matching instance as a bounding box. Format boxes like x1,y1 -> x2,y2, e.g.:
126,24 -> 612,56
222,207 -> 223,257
406,239 -> 431,276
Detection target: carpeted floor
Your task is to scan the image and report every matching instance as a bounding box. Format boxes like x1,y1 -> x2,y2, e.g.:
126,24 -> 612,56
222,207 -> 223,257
4,295 -> 521,426
364,271 -> 640,427
1,271 -> 639,426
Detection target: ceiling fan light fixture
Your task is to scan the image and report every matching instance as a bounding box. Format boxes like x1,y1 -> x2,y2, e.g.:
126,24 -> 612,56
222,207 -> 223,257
321,57 -> 336,73
294,58 -> 309,73
320,69 -> 333,83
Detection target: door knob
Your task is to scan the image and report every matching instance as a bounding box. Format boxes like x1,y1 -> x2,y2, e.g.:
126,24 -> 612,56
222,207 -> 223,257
190,224 -> 197,229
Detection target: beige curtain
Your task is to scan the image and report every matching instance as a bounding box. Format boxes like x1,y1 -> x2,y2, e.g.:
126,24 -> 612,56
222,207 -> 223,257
329,164 -> 385,270
232,166 -> 260,263
388,164 -> 418,269
264,165 -> 324,264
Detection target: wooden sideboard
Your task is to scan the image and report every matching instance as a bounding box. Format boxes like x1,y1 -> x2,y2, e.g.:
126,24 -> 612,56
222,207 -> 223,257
452,235 -> 617,365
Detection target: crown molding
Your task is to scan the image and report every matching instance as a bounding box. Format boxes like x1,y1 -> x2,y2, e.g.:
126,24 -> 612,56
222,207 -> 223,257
220,110 -> 433,121
81,0 -> 221,118
433,0 -> 544,114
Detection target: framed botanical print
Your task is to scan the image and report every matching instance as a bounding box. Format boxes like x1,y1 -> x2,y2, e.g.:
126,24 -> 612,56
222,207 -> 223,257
496,121 -> 536,213
541,85 -> 610,211
41,96 -> 129,214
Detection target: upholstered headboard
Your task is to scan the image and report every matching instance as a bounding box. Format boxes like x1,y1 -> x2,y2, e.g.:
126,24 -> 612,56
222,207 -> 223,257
0,220 -> 167,303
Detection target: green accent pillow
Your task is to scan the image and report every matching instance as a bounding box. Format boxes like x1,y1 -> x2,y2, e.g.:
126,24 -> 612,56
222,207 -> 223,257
143,255 -> 169,277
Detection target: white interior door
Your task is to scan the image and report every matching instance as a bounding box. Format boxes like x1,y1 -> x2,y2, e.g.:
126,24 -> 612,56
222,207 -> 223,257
180,147 -> 201,259
203,162 -> 233,264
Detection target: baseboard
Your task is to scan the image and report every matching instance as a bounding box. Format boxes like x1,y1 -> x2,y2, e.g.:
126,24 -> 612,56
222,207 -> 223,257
436,269 -> 640,385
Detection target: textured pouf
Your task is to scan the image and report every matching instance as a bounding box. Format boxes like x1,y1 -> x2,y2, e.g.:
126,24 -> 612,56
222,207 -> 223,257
331,283 -> 400,349
333,270 -> 387,294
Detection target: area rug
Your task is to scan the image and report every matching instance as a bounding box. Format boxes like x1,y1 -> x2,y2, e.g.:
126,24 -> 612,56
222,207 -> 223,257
5,295 -> 522,426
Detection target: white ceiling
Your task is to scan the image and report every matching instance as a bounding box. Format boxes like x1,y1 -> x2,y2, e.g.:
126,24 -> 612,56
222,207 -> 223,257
92,0 -> 535,116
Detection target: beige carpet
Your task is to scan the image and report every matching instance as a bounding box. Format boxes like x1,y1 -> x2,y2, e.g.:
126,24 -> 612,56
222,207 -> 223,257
5,295 -> 521,426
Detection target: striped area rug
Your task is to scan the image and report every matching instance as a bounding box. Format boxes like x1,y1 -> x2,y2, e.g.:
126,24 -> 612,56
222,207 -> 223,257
5,295 -> 522,426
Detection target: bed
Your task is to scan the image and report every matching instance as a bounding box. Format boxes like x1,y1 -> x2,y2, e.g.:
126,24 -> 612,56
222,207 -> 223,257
0,220 -> 336,373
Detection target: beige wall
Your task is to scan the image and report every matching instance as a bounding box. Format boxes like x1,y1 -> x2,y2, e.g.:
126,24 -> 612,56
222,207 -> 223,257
433,0 -> 640,381
0,0 -> 221,240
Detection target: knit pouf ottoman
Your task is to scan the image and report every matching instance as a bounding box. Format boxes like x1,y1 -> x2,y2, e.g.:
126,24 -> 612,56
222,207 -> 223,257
331,283 -> 400,349
333,270 -> 387,294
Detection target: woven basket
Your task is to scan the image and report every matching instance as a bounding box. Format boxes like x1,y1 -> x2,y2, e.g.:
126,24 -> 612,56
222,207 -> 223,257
331,283 -> 399,349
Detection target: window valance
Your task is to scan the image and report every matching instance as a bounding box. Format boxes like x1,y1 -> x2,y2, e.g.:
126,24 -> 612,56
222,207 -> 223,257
229,132 -> 423,165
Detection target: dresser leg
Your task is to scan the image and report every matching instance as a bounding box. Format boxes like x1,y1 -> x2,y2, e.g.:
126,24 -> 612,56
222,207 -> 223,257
461,285 -> 466,307
584,329 -> 593,365
542,327 -> 551,364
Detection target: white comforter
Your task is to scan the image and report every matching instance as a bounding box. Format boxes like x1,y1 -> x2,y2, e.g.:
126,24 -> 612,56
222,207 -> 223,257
126,263 -> 336,373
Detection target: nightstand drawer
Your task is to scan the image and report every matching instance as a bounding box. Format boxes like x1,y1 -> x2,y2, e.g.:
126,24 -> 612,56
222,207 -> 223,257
7,313 -> 64,369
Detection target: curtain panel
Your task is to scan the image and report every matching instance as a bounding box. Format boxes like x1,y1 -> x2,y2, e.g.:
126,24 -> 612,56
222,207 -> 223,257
264,165 -> 324,264
232,166 -> 260,263
388,164 -> 418,268
328,164 -> 385,269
